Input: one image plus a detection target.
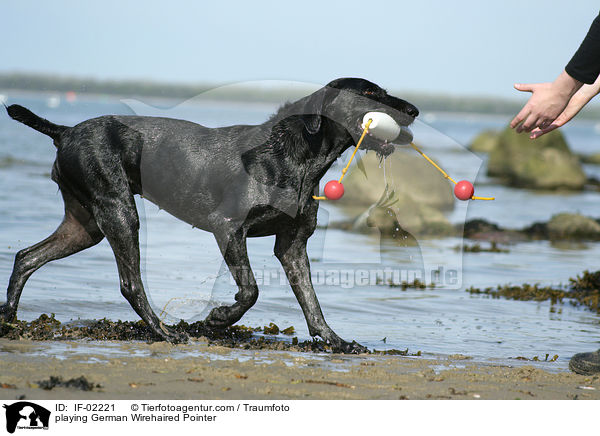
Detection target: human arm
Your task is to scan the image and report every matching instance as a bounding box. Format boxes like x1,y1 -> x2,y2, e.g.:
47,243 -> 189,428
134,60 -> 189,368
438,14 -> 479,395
511,12 -> 600,134
565,13 -> 600,84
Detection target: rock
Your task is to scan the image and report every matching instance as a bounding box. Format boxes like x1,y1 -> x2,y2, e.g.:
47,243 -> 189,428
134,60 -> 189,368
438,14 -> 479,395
469,129 -> 499,153
546,213 -> 600,240
461,215 -> 600,242
462,218 -> 525,243
463,219 -> 501,234
340,150 -> 455,211
487,126 -> 586,190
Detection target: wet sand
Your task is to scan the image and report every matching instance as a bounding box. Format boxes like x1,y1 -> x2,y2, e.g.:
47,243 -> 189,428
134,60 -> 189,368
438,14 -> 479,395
1,338 -> 599,400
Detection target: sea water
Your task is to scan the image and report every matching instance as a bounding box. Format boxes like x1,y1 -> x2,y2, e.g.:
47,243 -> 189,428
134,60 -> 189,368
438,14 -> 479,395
0,93 -> 599,370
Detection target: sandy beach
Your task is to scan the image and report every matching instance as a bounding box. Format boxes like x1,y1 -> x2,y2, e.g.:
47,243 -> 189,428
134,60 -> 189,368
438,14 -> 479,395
1,338 -> 598,400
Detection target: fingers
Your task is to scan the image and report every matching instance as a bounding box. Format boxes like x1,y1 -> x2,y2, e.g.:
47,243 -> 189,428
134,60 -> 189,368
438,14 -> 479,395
510,84 -> 540,128
530,125 -> 558,139
530,127 -> 543,139
529,109 -> 571,139
514,83 -> 535,92
513,112 -> 555,133
513,109 -> 556,133
516,113 -> 540,133
511,82 -> 559,131
538,119 -> 552,129
510,106 -> 531,129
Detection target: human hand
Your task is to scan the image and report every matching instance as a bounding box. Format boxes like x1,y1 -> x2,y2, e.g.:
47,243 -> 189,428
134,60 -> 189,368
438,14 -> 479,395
529,75 -> 600,139
510,70 -> 582,133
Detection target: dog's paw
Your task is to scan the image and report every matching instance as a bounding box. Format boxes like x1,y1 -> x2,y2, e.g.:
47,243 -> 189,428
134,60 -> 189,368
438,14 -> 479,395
333,340 -> 370,355
170,331 -> 189,344
158,323 -> 189,344
204,306 -> 234,329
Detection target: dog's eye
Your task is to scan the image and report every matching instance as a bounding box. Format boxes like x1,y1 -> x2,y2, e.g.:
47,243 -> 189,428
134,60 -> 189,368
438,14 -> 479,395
364,90 -> 376,96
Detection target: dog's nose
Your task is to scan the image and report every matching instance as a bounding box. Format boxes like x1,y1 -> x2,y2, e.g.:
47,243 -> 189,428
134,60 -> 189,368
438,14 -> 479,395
406,104 -> 419,118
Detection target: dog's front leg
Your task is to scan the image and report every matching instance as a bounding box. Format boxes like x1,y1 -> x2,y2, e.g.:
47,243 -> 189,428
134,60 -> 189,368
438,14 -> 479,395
205,227 -> 259,328
274,231 -> 368,354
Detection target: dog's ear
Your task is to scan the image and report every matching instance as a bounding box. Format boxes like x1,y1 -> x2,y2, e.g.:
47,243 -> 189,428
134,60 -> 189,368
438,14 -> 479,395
301,114 -> 321,135
301,86 -> 328,135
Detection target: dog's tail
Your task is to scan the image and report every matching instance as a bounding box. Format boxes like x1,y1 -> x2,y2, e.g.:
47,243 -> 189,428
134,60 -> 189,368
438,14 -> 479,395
5,104 -> 68,142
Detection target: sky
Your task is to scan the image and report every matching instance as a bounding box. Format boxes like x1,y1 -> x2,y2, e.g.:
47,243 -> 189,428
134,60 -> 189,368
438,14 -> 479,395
1,0 -> 599,98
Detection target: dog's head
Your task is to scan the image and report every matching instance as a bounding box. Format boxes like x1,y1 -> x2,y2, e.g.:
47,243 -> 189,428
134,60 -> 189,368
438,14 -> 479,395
306,78 -> 419,157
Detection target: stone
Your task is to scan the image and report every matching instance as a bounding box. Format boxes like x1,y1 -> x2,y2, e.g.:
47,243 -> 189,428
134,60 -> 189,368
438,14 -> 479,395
546,213 -> 600,240
469,129 -> 499,153
487,126 -> 585,190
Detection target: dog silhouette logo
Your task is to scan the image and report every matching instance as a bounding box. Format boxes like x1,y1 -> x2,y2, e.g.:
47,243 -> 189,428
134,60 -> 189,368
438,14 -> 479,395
3,402 -> 50,433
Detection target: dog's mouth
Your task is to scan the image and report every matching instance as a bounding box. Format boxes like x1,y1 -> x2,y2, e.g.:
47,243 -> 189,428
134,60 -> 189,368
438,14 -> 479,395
357,118 -> 414,157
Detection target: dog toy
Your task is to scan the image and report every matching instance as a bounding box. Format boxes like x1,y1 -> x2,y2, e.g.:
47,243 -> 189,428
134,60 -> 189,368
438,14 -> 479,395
361,112 -> 400,141
323,180 -> 345,200
454,180 -> 474,201
312,113 -> 494,202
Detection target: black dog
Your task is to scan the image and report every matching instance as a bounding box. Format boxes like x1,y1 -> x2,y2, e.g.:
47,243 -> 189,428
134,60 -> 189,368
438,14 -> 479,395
1,78 -> 418,353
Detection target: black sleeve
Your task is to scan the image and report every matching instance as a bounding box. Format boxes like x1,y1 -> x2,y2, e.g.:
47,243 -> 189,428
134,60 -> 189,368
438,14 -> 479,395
565,13 -> 600,84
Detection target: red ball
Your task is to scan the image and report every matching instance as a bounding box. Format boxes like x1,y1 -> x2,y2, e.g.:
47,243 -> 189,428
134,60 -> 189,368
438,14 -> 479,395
454,180 -> 474,201
324,180 -> 344,200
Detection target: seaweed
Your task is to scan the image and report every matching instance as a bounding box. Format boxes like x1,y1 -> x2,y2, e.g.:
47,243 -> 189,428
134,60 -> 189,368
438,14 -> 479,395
459,241 -> 509,253
379,278 -> 434,290
36,376 -> 101,391
0,316 -> 352,354
569,270 -> 600,313
281,326 -> 295,335
466,283 -> 566,305
263,323 -> 280,335
301,379 -> 355,389
373,348 -> 421,356
466,269 -> 600,314
511,354 -> 559,362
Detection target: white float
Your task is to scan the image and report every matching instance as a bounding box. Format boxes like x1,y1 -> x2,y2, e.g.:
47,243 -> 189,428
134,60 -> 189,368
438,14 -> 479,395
361,111 -> 401,142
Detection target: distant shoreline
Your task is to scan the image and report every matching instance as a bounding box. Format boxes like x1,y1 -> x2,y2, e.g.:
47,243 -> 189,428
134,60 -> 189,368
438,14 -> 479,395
2,72 -> 600,119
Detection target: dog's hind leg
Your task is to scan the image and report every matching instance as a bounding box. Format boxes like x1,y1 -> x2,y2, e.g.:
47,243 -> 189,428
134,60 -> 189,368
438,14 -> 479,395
89,193 -> 188,343
0,190 -> 104,322
204,227 -> 259,328
274,230 -> 368,354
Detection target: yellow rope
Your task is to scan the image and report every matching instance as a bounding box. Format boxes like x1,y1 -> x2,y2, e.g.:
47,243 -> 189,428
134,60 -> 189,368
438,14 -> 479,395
409,143 -> 456,184
409,142 -> 494,201
339,119 -> 372,183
